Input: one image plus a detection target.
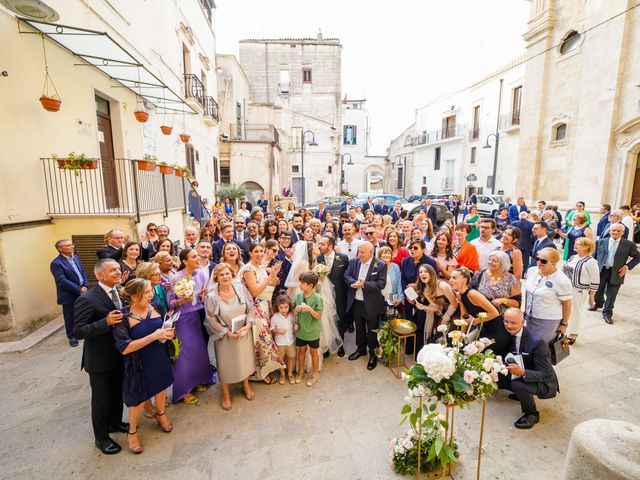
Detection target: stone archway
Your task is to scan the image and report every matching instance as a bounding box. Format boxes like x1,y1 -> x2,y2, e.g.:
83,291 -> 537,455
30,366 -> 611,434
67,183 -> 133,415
364,165 -> 384,193
240,181 -> 264,205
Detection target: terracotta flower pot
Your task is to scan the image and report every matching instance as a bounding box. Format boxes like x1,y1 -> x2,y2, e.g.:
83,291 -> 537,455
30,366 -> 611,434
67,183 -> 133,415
56,159 -> 68,168
136,160 -> 157,172
56,159 -> 99,170
160,125 -> 173,135
134,110 -> 149,122
159,165 -> 175,175
40,95 -> 61,112
179,133 -> 190,143
175,169 -> 185,177
81,160 -> 99,169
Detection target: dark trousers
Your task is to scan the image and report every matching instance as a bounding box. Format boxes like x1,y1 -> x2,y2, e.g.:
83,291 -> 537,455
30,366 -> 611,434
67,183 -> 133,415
594,268 -> 621,315
61,301 -> 78,339
336,297 -> 348,340
499,376 -> 539,415
352,300 -> 378,354
88,368 -> 124,441
521,249 -> 531,273
405,306 -> 424,355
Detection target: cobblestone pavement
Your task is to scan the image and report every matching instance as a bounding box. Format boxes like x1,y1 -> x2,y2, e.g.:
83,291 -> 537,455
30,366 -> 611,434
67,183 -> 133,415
2,270 -> 639,480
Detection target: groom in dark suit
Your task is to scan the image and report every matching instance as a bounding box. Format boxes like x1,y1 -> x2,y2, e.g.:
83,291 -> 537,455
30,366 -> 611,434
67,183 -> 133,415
344,242 -> 387,370
74,258 -> 127,455
317,234 -> 349,358
50,239 -> 89,347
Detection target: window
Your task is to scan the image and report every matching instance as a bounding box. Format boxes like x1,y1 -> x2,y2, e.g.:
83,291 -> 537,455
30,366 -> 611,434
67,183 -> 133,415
560,31 -> 581,55
442,115 -> 456,139
182,44 -> 191,75
213,156 -> 219,182
471,106 -> 480,140
344,125 -> 357,145
328,166 -> 332,174
317,180 -> 323,187
486,175 -> 494,189
512,86 -> 522,125
220,165 -> 230,184
290,126 -> 302,149
422,176 -> 426,184
397,166 -> 404,190
434,147 -> 441,171
302,68 -> 312,83
185,144 -> 198,174
443,159 -> 454,189
554,123 -> 567,141
279,69 -> 290,95
292,165 -> 300,173
236,103 -> 242,138
470,146 -> 477,165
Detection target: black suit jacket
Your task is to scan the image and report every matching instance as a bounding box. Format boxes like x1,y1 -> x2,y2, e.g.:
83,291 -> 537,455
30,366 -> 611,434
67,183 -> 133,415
515,327 -> 558,399
511,220 -> 535,251
344,257 -> 387,319
594,237 -> 640,286
362,202 -> 375,213
96,245 -> 122,261
212,238 -> 245,263
73,286 -> 123,373
529,236 -> 555,268
424,205 -> 437,225
317,252 -> 349,320
374,204 -> 390,216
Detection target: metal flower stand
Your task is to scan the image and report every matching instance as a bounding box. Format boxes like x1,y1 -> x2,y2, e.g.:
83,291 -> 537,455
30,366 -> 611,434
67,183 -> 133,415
416,396 -> 488,480
389,331 -> 416,378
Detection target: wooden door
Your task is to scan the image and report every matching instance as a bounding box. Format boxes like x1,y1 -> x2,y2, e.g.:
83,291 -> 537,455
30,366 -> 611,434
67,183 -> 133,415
96,113 -> 119,208
632,152 -> 640,206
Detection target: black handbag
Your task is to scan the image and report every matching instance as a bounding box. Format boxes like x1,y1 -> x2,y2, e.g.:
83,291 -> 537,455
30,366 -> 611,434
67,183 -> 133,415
549,332 -> 570,365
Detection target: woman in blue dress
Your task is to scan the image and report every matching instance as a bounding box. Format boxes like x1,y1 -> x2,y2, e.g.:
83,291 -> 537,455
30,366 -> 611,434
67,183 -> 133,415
556,212 -> 593,260
114,279 -> 175,454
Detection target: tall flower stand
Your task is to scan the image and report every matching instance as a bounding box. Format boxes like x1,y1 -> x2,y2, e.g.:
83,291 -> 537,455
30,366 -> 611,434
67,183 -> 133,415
389,331 -> 416,378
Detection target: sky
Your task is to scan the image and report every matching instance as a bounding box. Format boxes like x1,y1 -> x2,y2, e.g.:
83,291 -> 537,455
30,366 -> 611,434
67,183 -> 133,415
215,0 -> 531,155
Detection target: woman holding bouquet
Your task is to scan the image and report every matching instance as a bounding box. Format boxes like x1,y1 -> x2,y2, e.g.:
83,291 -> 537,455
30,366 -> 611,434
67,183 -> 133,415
239,243 -> 284,384
167,248 -> 215,404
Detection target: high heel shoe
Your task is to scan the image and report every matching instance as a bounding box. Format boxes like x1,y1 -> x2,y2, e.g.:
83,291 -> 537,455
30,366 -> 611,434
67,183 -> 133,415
127,430 -> 143,454
154,411 -> 173,433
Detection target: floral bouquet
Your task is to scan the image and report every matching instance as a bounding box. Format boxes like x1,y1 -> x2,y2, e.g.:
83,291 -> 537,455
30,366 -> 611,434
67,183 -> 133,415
313,263 -> 331,277
374,321 -> 398,367
173,278 -> 196,300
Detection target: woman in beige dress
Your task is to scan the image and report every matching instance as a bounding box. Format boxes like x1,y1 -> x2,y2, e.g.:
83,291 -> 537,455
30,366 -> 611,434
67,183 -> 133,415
204,263 -> 257,410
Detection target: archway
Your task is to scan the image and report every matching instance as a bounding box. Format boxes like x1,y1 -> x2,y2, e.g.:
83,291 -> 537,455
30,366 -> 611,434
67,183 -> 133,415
240,181 -> 264,205
363,165 -> 384,193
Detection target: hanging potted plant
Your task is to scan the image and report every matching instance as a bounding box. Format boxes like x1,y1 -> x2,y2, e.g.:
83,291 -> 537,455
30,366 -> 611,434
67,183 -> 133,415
39,34 -> 61,112
160,125 -> 173,135
136,154 -> 157,172
179,133 -> 190,143
158,161 -> 175,175
134,98 -> 149,123
160,102 -> 173,134
52,152 -> 99,174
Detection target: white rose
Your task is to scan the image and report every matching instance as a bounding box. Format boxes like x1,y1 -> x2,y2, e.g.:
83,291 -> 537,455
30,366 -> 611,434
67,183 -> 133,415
453,319 -> 468,328
479,337 -> 493,346
463,370 -> 476,383
473,341 -> 485,353
463,343 -> 478,355
437,324 -> 448,333
481,373 -> 493,384
483,358 -> 494,372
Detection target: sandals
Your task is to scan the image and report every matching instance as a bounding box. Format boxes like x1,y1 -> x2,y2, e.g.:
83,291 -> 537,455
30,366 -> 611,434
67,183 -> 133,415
306,375 -> 319,387
295,374 -> 303,384
288,375 -> 295,385
263,375 -> 278,385
278,376 -> 285,385
182,393 -> 199,405
154,411 -> 173,433
194,384 -> 209,393
128,429 -> 143,454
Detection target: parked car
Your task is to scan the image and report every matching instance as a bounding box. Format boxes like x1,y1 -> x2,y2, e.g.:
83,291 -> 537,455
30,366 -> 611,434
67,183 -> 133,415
353,193 -> 409,207
402,203 -> 453,227
475,194 -> 505,218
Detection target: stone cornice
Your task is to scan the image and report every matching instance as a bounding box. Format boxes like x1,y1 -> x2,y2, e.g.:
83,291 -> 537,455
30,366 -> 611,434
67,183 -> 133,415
523,8 -> 555,43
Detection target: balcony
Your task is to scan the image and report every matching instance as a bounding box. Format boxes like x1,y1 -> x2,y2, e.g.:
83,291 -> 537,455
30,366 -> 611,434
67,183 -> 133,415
441,177 -> 455,190
228,124 -> 280,145
499,110 -> 521,132
202,96 -> 219,126
41,158 -> 190,221
184,73 -> 205,113
278,83 -> 290,96
412,124 -> 466,147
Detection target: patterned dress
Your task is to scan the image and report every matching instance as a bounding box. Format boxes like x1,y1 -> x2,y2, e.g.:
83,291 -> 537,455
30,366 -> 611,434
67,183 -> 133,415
475,270 -> 519,314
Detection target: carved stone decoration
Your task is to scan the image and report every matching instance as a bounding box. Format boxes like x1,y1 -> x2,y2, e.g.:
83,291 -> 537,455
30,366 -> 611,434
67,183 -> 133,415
179,22 -> 194,46
198,53 -> 211,71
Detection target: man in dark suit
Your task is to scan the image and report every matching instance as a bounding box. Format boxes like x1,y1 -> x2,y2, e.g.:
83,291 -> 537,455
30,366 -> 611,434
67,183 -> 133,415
444,195 -> 459,223
290,213 -> 305,244
233,215 -> 248,242
239,221 -> 261,262
499,195 -> 512,215
317,235 -> 350,358
592,223 -> 640,323
529,222 -> 555,269
315,202 -> 328,222
50,239 -> 89,347
374,198 -> 390,216
74,258 -> 127,454
362,196 -> 376,214
508,197 -> 528,222
212,224 -> 245,263
596,204 -> 611,238
341,197 -> 355,213
423,199 -> 438,226
599,210 -> 629,239
96,229 -> 126,261
512,212 -> 535,270
344,242 -> 387,370
501,308 -> 559,429
257,194 -> 268,213
156,225 -> 181,254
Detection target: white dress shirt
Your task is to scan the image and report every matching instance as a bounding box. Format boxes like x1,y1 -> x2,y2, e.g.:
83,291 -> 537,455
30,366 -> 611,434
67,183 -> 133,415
355,259 -> 371,301
606,238 -> 619,267
471,236 -> 501,270
337,238 -> 363,260
99,282 -> 122,309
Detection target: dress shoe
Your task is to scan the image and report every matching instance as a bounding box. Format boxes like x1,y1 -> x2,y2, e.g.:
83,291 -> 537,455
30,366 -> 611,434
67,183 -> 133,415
587,306 -> 600,312
109,422 -> 130,434
514,413 -> 540,429
323,351 -> 330,359
367,355 -> 378,370
95,438 -> 122,455
347,325 -> 355,333
603,314 -> 613,324
337,346 -> 345,358
69,337 -> 79,347
508,393 -> 519,401
348,350 -> 366,361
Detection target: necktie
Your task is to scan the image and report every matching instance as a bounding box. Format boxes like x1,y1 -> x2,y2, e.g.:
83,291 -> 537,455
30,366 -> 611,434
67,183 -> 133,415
68,256 -> 83,284
533,239 -> 539,253
110,288 -> 122,310
511,335 -> 518,354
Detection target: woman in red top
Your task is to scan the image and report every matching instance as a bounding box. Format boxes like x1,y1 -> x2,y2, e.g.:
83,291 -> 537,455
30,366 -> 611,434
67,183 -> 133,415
386,229 -> 409,268
453,223 -> 480,272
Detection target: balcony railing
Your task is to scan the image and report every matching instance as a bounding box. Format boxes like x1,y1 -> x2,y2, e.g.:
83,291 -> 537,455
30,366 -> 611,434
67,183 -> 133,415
41,158 -> 190,221
184,73 -> 205,109
441,177 -> 455,190
229,124 -> 279,144
278,83 -> 290,96
412,124 -> 465,146
203,96 -> 219,122
499,110 -> 521,130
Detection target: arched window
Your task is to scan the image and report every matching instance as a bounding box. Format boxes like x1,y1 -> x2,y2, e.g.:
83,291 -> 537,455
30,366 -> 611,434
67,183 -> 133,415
560,31 -> 581,54
554,123 -> 567,141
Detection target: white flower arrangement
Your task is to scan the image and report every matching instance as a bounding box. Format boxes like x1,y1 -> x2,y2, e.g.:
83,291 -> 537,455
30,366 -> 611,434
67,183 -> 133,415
173,278 -> 195,299
313,263 -> 331,277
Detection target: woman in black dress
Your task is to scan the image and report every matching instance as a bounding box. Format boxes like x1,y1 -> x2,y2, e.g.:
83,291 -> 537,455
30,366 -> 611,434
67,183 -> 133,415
449,267 -> 510,357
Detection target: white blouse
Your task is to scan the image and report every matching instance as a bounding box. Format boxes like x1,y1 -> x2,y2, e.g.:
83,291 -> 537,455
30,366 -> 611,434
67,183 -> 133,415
524,267 -> 572,320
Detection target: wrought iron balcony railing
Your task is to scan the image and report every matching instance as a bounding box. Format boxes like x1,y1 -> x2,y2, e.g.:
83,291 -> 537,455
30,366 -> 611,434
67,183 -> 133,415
228,124 -> 279,144
412,124 -> 466,146
499,110 -> 521,130
203,95 -> 219,121
184,73 -> 205,109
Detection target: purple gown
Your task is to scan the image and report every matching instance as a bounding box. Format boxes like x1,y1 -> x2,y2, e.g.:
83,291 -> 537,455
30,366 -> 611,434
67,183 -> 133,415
168,268 -> 215,402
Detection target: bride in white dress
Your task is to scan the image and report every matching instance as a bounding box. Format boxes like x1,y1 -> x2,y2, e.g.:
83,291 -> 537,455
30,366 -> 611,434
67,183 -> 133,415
285,240 -> 342,366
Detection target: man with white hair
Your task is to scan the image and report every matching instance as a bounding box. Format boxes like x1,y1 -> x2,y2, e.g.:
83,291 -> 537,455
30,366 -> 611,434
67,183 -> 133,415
181,226 -> 199,252
600,210 -> 629,238
96,229 -> 126,261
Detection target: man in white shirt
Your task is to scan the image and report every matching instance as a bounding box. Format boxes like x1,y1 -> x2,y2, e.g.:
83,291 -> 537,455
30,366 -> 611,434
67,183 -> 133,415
337,223 -> 363,260
620,205 -> 635,241
471,218 -> 501,270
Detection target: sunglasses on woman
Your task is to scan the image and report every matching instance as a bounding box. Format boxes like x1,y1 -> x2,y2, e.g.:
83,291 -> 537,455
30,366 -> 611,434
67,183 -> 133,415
534,256 -> 549,265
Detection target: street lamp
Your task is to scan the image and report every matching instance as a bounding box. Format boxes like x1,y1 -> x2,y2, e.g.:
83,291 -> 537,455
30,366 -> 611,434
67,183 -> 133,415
483,132 -> 499,194
340,153 -> 353,195
300,129 -> 317,205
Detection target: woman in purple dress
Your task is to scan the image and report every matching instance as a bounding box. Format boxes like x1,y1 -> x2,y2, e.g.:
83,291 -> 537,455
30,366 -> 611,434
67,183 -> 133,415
167,248 -> 215,405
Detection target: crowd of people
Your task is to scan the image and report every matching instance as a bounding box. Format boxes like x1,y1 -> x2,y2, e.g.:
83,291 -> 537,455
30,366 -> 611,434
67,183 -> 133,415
49,190 -> 640,454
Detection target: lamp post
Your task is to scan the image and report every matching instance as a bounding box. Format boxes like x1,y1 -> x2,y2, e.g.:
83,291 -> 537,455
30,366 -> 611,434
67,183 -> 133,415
483,133 -> 499,194
300,129 -> 317,205
340,153 -> 353,195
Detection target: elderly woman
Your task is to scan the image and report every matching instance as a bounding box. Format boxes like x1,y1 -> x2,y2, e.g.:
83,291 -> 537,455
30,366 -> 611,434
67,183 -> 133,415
153,251 -> 176,292
557,212 -> 593,261
205,263 -> 257,410
450,267 -> 511,357
136,262 -> 169,317
114,279 -> 175,454
524,247 -> 572,343
562,237 -> 599,344
378,246 -> 404,311
474,251 -> 521,315
167,248 -> 215,405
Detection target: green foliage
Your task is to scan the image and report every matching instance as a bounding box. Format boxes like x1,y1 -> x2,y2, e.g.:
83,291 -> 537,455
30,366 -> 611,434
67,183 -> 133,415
373,321 -> 398,367
216,184 -> 247,202
143,154 -> 157,162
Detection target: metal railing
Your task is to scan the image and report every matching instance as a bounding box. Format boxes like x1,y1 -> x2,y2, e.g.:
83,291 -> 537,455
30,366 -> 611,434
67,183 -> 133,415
41,158 -> 189,221
184,73 -> 205,109
412,124 -> 465,146
499,110 -> 520,129
229,124 -> 279,144
203,95 -> 219,121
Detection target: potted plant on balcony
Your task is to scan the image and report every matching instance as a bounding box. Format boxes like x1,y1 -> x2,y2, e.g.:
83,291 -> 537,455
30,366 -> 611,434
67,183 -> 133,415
52,152 -> 99,173
174,165 -> 192,178
158,161 -> 175,175
136,154 -> 157,172
179,133 -> 191,143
